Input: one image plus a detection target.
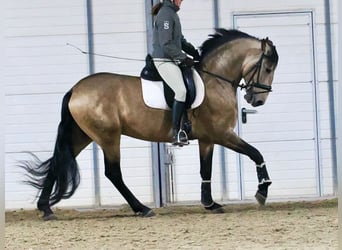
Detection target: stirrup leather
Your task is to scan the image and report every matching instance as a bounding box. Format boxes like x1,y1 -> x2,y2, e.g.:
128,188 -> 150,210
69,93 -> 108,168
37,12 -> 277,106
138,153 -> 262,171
172,129 -> 189,146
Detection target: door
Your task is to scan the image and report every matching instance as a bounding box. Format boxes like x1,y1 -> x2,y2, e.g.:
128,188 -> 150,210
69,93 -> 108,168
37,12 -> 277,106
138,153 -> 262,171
233,12 -> 321,200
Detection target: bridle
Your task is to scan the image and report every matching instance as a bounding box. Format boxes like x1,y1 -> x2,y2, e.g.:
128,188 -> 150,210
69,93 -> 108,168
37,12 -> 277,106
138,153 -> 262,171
242,53 -> 273,94
198,51 -> 273,94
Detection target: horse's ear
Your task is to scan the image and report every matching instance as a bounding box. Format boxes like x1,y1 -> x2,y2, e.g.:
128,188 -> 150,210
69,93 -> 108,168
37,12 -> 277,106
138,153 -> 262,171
266,37 -> 274,46
261,39 -> 267,51
262,37 -> 273,51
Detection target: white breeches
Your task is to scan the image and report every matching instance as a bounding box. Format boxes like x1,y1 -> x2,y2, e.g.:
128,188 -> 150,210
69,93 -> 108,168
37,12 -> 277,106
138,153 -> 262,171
153,59 -> 186,102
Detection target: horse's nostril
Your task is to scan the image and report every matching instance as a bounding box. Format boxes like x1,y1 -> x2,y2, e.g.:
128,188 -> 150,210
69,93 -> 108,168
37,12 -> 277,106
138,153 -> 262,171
255,100 -> 264,106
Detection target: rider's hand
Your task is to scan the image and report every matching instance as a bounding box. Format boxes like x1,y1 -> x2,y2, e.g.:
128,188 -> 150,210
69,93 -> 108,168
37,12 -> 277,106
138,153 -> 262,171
180,57 -> 195,67
192,50 -> 201,61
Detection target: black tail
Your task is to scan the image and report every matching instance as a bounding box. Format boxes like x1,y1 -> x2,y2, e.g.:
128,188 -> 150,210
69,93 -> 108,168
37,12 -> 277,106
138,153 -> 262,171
21,90 -> 80,206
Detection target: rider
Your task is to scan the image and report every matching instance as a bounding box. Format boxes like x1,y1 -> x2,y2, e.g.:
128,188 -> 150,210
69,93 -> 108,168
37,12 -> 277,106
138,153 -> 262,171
152,0 -> 200,146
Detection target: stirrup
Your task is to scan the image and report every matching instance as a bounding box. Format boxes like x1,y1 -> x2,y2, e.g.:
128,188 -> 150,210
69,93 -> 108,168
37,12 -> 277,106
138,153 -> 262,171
172,129 -> 189,146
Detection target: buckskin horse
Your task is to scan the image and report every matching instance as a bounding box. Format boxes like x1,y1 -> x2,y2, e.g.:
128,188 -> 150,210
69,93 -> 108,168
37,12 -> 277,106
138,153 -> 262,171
21,29 -> 279,220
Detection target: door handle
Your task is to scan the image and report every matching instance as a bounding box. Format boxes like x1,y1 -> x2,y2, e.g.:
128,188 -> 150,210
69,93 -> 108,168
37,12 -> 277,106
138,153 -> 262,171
241,107 -> 257,124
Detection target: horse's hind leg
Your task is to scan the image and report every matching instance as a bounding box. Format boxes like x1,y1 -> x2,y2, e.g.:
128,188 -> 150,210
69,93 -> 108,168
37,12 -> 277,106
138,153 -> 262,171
37,170 -> 56,220
37,122 -> 92,220
221,131 -> 272,205
103,147 -> 155,217
198,141 -> 224,213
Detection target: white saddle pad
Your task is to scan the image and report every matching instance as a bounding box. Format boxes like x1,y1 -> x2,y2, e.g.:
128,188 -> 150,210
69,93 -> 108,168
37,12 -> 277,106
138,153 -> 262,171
141,69 -> 205,110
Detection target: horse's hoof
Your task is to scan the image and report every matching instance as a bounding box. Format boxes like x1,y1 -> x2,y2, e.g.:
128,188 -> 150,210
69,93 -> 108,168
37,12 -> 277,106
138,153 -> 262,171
255,181 -> 271,206
42,213 -> 58,221
205,202 -> 225,214
143,209 -> 156,217
136,209 -> 155,218
255,191 -> 266,206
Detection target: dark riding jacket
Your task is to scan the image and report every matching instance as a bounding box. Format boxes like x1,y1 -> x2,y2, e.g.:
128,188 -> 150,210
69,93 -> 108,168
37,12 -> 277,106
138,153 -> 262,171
152,0 -> 197,63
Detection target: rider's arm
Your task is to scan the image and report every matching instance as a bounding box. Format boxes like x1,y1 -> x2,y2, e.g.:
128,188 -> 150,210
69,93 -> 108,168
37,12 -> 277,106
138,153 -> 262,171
155,12 -> 187,62
181,36 -> 200,60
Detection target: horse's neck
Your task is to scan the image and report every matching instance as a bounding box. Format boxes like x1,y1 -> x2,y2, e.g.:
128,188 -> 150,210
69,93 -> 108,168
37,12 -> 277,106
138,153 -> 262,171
201,39 -> 261,85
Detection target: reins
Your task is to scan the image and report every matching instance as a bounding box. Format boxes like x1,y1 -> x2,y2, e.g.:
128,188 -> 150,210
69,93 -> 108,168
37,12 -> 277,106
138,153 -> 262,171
197,68 -> 239,86
198,52 -> 272,93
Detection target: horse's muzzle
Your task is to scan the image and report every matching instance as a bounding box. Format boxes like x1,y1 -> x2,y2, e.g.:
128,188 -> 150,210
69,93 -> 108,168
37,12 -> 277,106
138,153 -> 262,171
244,92 -> 265,107
253,100 -> 264,107
244,92 -> 253,104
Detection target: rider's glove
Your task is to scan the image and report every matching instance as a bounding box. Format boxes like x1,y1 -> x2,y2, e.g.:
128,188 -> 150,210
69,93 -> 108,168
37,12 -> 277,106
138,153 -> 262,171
180,57 -> 195,67
192,50 -> 201,61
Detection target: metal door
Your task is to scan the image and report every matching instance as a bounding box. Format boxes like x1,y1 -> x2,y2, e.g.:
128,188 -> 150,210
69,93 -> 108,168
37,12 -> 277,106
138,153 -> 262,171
233,12 -> 321,200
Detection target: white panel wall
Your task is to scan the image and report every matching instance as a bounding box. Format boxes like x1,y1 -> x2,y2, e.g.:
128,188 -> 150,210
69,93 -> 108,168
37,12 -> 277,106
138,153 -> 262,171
92,0 -> 147,75
0,0 -> 5,222
180,0 -> 215,48
4,1 -> 92,209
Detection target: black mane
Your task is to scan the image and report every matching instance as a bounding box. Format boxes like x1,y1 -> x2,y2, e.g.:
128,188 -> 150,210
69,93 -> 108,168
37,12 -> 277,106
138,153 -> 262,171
200,29 -> 258,58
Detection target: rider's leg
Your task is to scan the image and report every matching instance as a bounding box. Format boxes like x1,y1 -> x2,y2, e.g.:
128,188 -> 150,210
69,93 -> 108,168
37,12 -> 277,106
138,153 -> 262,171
171,100 -> 188,145
153,60 -> 188,145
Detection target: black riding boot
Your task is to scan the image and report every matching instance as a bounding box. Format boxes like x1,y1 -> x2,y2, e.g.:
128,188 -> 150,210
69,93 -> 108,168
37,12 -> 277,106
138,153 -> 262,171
172,100 -> 189,146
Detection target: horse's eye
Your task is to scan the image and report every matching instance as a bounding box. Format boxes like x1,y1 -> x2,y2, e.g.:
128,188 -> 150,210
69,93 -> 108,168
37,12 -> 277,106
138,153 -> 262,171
265,68 -> 272,74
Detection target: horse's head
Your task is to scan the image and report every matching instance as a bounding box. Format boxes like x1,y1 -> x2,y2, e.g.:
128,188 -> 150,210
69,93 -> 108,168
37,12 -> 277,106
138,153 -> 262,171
242,38 -> 279,107
199,29 -> 279,107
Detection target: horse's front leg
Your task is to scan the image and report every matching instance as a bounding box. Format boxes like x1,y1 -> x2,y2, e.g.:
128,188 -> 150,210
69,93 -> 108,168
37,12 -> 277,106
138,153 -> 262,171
198,141 -> 224,213
220,130 -> 272,205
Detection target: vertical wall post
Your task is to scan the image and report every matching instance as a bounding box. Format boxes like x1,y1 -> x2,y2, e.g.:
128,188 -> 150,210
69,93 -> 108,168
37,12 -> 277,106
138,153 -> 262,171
324,0 -> 338,194
337,0 -> 342,245
213,0 -> 220,29
0,4 -> 5,247
86,0 -> 101,207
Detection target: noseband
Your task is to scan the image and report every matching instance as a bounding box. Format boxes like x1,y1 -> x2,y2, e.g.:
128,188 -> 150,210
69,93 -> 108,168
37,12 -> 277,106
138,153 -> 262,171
243,53 -> 272,94
199,52 -> 272,94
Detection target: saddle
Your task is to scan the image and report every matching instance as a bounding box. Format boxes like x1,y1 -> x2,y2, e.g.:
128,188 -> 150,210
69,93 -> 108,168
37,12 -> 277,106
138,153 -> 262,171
140,54 -> 198,109
140,54 -> 204,137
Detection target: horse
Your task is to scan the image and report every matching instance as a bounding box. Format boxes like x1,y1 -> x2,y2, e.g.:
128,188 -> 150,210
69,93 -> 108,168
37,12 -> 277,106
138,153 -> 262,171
21,29 -> 279,220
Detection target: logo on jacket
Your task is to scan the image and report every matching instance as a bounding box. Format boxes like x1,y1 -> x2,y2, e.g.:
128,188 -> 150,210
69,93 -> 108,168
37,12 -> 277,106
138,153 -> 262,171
163,21 -> 170,30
